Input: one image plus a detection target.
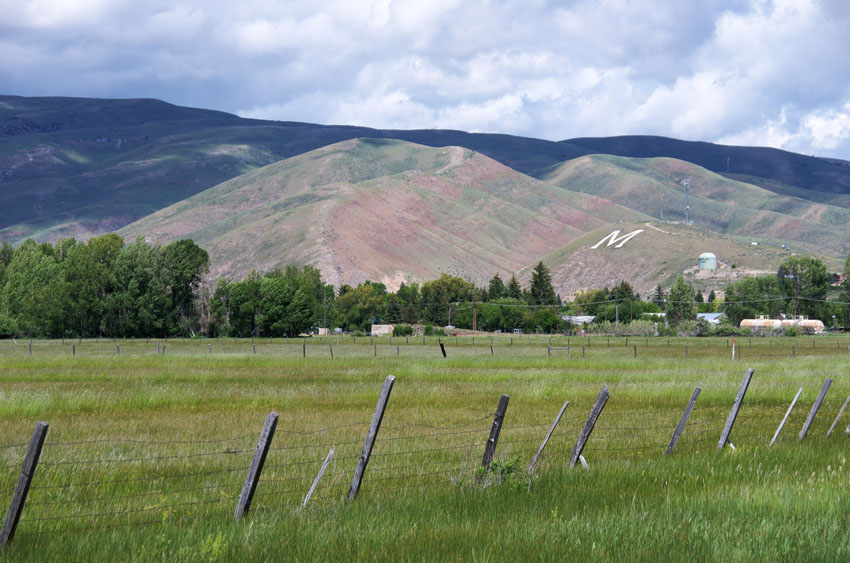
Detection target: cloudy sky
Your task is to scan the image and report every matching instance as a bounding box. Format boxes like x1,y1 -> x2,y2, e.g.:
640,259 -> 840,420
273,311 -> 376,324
2,0 -> 850,159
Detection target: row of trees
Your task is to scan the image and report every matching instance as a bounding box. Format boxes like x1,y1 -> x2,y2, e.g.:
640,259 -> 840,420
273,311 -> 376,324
0,236 -> 209,338
1,234 -> 847,337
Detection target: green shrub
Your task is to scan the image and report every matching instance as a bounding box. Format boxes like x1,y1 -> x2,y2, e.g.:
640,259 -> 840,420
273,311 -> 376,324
393,325 -> 414,336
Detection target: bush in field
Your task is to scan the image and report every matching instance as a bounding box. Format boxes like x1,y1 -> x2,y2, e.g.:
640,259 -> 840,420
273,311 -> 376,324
423,324 -> 445,336
393,325 -> 414,336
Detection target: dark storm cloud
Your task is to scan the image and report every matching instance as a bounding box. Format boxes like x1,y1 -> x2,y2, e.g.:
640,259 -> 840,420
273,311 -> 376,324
1,0 -> 849,159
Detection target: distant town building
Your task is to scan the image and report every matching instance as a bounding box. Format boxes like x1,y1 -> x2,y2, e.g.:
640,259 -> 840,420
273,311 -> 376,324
697,312 -> 726,325
561,315 -> 596,324
370,324 -> 394,336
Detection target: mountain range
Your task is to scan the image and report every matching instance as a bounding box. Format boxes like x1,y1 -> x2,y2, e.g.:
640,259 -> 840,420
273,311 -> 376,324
2,95 -> 849,295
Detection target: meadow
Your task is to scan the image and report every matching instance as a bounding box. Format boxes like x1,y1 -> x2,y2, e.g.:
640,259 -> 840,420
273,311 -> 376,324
1,335 -> 850,561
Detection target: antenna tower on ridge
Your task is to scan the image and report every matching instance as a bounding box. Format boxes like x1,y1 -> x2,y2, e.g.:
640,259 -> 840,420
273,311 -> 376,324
682,177 -> 691,223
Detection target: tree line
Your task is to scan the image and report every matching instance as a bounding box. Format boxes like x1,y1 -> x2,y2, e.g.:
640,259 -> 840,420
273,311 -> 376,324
1,234 -> 848,338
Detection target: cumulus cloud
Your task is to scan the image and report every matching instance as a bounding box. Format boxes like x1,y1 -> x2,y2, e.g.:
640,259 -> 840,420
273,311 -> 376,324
1,0 -> 849,159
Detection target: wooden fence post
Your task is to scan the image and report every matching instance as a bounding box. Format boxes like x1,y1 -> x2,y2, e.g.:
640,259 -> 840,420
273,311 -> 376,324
302,343 -> 306,358
1,422 -> 49,549
718,368 -> 754,450
440,342 -> 446,357
302,449 -> 334,508
482,394 -> 510,468
528,400 -> 569,474
348,375 -> 395,501
329,344 -> 334,359
826,393 -> 850,437
770,387 -> 803,447
72,344 -> 75,357
665,387 -> 701,455
490,344 -> 494,355
570,386 -> 609,467
234,411 -> 279,520
799,378 -> 832,440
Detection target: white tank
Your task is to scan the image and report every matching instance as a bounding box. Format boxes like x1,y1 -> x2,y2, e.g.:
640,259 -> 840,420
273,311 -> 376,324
740,318 -> 781,331
698,252 -> 717,270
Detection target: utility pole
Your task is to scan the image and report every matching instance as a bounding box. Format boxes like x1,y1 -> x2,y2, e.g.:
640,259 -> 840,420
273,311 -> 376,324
322,291 -> 327,331
472,291 -> 477,332
615,303 -> 619,324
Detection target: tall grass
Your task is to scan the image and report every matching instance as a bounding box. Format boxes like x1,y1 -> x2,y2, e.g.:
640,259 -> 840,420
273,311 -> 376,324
1,337 -> 849,560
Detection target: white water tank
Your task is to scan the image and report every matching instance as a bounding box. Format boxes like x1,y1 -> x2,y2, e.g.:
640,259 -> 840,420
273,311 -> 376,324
698,252 -> 717,270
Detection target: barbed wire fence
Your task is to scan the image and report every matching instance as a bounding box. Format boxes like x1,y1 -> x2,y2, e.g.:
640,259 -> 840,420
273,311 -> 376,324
2,369 -> 849,551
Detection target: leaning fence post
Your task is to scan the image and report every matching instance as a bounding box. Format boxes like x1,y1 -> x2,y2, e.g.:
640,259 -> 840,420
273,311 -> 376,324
665,387 -> 701,455
302,448 -> 334,508
440,342 -> 447,357
826,393 -> 850,437
234,411 -> 279,520
1,421 -> 49,550
482,394 -> 510,468
799,378 -> 832,440
570,386 -> 609,467
329,344 -> 333,359
771,387 -> 803,447
348,375 -> 395,501
528,400 -> 569,474
718,368 -> 754,450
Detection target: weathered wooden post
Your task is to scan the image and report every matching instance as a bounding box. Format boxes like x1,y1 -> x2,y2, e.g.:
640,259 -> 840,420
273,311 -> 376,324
528,400 -> 569,474
826,393 -> 850,437
234,412 -> 278,520
482,394 -> 510,468
799,378 -> 832,440
570,386 -> 609,467
302,449 -> 334,508
718,368 -> 754,450
665,387 -> 701,455
440,342 -> 446,357
770,387 -> 803,447
329,344 -> 334,359
1,422 -> 49,549
348,375 -> 395,501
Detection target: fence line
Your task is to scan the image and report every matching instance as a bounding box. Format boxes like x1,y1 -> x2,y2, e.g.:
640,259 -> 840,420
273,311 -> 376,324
4,367 -> 850,551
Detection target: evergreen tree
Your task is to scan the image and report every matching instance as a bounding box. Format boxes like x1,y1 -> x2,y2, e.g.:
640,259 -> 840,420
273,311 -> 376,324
708,289 -> 716,302
488,274 -> 505,300
529,262 -> 557,305
506,274 -> 522,300
652,284 -> 665,306
695,290 -> 704,303
667,276 -> 695,327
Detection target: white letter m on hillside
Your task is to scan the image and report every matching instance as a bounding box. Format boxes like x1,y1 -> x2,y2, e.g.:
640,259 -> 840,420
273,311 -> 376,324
591,229 -> 644,249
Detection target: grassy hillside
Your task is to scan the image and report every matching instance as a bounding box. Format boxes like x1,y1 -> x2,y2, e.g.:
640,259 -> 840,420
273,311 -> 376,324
0,96 -> 586,241
4,96 -> 850,244
522,221 -> 840,298
538,155 -> 850,259
119,139 -> 650,288
565,135 -> 850,195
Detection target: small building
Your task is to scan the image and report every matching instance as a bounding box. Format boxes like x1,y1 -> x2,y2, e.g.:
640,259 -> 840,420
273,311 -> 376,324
370,324 -> 394,337
317,327 -> 330,336
698,252 -> 717,270
697,312 -> 726,325
561,315 -> 596,324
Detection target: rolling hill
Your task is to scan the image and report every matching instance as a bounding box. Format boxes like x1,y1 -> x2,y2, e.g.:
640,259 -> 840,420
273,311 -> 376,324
538,154 -> 850,259
118,139 -> 650,288
3,95 -> 850,245
520,221 -> 841,298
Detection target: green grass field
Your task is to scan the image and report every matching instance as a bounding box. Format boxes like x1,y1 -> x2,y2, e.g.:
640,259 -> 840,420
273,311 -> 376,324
2,336 -> 850,561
